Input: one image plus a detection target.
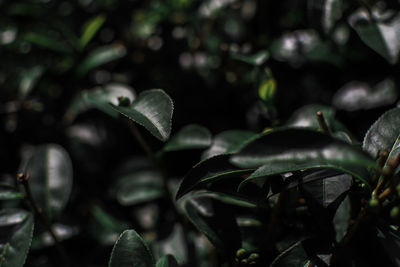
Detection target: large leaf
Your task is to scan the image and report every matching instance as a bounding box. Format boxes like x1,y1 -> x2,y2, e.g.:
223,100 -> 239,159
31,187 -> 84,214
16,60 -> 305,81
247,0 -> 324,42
163,124 -> 212,152
176,155 -> 254,199
111,89 -> 173,142
201,130 -> 257,160
109,229 -> 155,267
0,209 -> 34,267
348,7 -> 400,64
156,255 -> 179,267
76,44 -> 126,77
114,170 -> 164,206
20,144 -> 73,220
363,107 -> 400,158
231,129 -> 376,185
333,79 -> 397,111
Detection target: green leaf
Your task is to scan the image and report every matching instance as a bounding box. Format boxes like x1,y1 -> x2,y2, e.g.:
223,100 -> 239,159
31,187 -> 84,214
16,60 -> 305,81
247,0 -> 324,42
333,79 -> 397,111
82,83 -> 136,118
79,14 -> 107,49
109,229 -> 155,267
24,33 -> 71,54
333,195 -> 351,243
115,170 -> 164,206
111,89 -> 174,141
201,130 -> 256,160
0,185 -> 24,201
176,155 -> 254,199
76,44 -> 126,77
231,129 -> 376,188
308,0 -> 342,34
156,255 -> 179,267
18,66 -> 44,99
269,241 -> 309,267
231,50 -> 269,66
363,107 -> 400,158
20,144 -> 73,220
348,8 -> 400,64
163,124 -> 212,152
190,190 -> 258,208
0,209 -> 34,267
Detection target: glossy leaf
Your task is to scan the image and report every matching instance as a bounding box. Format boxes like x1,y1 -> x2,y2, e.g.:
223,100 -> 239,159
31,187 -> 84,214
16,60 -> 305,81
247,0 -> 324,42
20,144 -> 73,220
115,170 -> 164,206
0,209 -> 34,267
176,155 -> 254,199
363,107 -> 400,158
24,32 -> 71,54
163,124 -> 212,152
109,229 -> 155,267
76,44 -> 126,77
80,14 -> 106,49
231,50 -> 269,66
333,79 -> 397,111
156,255 -> 179,267
333,195 -> 351,243
111,89 -> 174,141
201,130 -> 256,160
348,8 -> 400,64
231,129 -> 376,185
82,83 -> 136,118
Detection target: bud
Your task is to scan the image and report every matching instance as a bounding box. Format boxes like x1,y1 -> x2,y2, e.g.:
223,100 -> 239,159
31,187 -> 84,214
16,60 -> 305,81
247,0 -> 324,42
117,96 -> 131,107
391,206 -> 400,219
236,248 -> 247,260
248,253 -> 259,262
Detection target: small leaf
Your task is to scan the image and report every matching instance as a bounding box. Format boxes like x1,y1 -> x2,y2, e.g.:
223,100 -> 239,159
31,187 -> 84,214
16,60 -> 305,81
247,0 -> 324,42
79,14 -> 107,49
24,32 -> 71,54
163,124 -> 212,152
348,7 -> 400,64
81,83 -> 136,118
231,50 -> 269,66
231,129 -> 375,188
0,209 -> 34,267
176,155 -> 254,199
111,89 -> 174,141
363,107 -> 400,157
76,44 -> 126,77
20,144 -> 73,220
109,229 -> 155,267
156,255 -> 179,267
115,170 -> 164,206
201,130 -> 256,160
333,79 -> 397,111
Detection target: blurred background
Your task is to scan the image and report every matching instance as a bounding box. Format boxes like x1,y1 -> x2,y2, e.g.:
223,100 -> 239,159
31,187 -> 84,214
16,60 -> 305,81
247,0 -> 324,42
1,0 -> 400,266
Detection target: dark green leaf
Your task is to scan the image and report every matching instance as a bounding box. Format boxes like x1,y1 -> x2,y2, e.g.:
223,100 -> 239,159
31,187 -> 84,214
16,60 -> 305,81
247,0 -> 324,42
182,196 -> 241,258
231,129 -> 375,187
377,224 -> 400,265
333,195 -> 351,243
76,44 -> 126,77
0,185 -> 24,201
163,124 -> 212,152
308,0 -> 342,34
109,229 -> 155,267
363,107 -> 400,158
79,14 -> 106,49
176,155 -> 254,199
201,130 -> 256,160
20,144 -> 73,220
24,32 -> 71,54
156,255 -> 179,267
333,79 -> 397,111
269,241 -> 309,267
348,8 -> 400,64
82,83 -> 136,118
18,66 -> 44,99
231,50 -> 269,66
115,170 -> 164,206
0,209 -> 34,267
191,190 -> 258,208
111,89 -> 174,141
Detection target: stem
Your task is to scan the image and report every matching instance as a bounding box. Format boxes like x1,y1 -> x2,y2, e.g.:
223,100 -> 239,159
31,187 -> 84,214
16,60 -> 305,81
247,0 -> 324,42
316,111 -> 330,135
17,173 -> 71,267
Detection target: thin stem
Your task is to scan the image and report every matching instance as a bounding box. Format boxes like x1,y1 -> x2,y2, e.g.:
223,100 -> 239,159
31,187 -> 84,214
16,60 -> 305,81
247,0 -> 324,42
17,173 -> 71,267
316,111 -> 330,135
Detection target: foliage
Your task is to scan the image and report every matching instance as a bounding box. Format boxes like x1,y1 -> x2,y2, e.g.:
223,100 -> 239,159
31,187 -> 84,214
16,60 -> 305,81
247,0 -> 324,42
1,0 -> 400,266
